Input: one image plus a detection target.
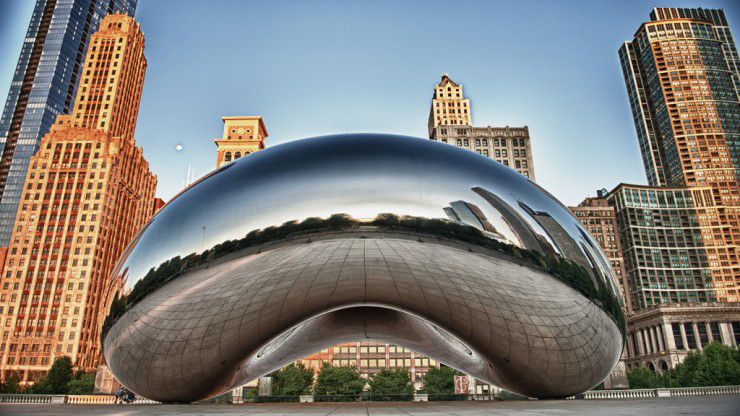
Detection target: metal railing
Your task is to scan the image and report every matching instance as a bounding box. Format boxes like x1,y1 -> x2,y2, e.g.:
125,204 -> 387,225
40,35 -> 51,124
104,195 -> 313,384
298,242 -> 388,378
0,394 -> 159,404
571,385 -> 740,400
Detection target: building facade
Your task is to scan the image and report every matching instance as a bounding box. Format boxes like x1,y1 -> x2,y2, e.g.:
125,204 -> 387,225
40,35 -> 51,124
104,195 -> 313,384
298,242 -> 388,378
214,116 -> 267,168
0,14 -> 156,385
0,0 -> 138,245
428,75 -> 535,180
571,190 -> 631,313
619,8 -> 739,301
607,184 -> 728,311
624,302 -> 740,372
299,341 -> 440,390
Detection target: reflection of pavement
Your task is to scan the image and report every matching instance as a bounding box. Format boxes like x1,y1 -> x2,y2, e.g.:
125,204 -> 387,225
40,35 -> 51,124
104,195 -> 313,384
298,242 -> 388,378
3,397 -> 740,415
106,236 -> 620,401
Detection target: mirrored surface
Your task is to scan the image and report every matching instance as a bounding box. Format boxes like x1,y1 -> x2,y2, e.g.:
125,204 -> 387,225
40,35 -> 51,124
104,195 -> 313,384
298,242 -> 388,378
102,134 -> 625,402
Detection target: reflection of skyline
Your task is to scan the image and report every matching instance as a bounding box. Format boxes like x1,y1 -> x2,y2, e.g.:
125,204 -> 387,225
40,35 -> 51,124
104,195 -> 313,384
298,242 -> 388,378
472,187 -> 555,255
517,200 -> 599,281
444,200 -> 506,241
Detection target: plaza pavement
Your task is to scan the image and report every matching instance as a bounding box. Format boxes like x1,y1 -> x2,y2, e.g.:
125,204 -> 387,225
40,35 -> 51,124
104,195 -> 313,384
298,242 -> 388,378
2,396 -> 739,415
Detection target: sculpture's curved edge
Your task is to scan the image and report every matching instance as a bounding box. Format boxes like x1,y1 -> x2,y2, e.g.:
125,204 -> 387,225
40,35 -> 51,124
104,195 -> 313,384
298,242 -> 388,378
103,233 -> 623,402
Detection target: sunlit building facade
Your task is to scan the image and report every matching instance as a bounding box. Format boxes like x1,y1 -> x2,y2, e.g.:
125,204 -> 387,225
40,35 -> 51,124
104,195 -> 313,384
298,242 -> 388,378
428,75 -> 535,180
571,191 -> 631,313
214,116 -> 267,168
619,8 -> 739,302
0,14 -> 156,385
0,0 -> 138,245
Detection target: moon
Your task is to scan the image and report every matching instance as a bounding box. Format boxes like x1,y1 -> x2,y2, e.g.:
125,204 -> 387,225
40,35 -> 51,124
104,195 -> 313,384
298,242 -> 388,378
175,144 -> 183,151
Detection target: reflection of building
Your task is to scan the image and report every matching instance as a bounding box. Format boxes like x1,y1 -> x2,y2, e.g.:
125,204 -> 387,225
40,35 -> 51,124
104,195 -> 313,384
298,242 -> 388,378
299,341 -> 440,390
619,8 -> 739,302
518,201 -> 595,275
624,303 -> 740,372
0,14 -> 156,385
571,190 -> 630,312
0,0 -> 138,245
444,200 -> 502,239
428,75 -> 535,180
472,187 -> 552,254
214,116 -> 267,168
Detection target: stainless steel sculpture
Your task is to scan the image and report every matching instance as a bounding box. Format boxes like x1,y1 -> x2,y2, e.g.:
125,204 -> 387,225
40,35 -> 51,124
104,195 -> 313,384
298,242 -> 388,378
102,134 -> 624,402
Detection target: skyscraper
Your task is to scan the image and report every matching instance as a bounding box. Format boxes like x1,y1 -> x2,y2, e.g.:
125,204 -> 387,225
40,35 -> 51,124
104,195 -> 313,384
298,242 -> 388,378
214,116 -> 267,168
619,8 -> 739,302
428,75 -> 536,180
0,14 -> 156,385
0,0 -> 138,245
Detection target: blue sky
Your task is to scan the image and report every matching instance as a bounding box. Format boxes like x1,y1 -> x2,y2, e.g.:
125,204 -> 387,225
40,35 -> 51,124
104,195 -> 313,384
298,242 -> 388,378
1,0 -> 738,205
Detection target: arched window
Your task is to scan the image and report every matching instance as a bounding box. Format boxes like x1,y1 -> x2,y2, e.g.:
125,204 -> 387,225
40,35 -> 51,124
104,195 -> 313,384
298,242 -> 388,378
482,139 -> 488,146
659,360 -> 668,372
463,139 -> 469,147
475,139 -> 481,146
224,152 -> 232,162
647,362 -> 656,372
234,151 -> 242,159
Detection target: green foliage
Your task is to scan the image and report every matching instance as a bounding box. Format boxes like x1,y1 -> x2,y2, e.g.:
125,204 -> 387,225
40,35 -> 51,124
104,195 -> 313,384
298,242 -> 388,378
420,366 -> 463,395
45,356 -> 74,394
674,342 -> 740,387
314,363 -> 365,400
66,372 -> 96,395
270,363 -> 314,396
0,374 -> 21,393
368,369 -> 414,400
627,367 -> 663,389
627,342 -> 740,389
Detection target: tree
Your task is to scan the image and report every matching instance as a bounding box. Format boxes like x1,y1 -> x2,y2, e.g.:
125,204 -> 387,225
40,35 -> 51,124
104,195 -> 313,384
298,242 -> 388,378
421,366 -> 462,395
314,363 -> 365,401
368,369 -> 414,400
0,374 -> 20,394
627,367 -> 661,389
42,356 -> 74,394
674,342 -> 740,387
67,372 -> 96,395
270,363 -> 314,396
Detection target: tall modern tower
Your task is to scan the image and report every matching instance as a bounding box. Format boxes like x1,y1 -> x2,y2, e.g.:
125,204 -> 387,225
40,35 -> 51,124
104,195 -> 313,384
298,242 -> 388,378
0,0 -> 138,245
619,8 -> 739,303
0,14 -> 156,385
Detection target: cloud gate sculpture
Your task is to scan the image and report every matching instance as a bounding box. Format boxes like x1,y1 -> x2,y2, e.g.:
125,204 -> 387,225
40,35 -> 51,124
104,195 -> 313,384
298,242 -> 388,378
102,134 -> 625,402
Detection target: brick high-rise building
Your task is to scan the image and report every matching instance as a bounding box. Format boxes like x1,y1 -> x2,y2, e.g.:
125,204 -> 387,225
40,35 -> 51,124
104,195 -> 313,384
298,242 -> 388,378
214,116 -> 267,168
571,190 -> 631,313
0,14 -> 156,385
619,8 -> 739,302
0,0 -> 138,245
428,75 -> 536,180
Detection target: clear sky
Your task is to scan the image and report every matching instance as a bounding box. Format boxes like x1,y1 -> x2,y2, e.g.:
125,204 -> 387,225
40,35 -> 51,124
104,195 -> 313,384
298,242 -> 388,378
1,0 -> 738,205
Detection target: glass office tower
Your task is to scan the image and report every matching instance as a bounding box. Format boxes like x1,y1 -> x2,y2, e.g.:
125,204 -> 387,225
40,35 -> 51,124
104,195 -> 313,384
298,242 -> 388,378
0,0 -> 138,244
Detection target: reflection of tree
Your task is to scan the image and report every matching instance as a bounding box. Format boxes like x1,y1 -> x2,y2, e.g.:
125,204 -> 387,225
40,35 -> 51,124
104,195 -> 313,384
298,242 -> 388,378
101,213 -> 625,345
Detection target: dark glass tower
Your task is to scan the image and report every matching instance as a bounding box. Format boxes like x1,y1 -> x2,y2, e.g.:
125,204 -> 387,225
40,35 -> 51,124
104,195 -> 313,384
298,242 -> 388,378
0,0 -> 138,244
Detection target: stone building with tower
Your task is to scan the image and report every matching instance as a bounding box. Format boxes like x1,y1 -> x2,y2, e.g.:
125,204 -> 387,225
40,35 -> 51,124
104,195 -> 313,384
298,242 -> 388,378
428,74 -> 535,180
214,116 -> 267,168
